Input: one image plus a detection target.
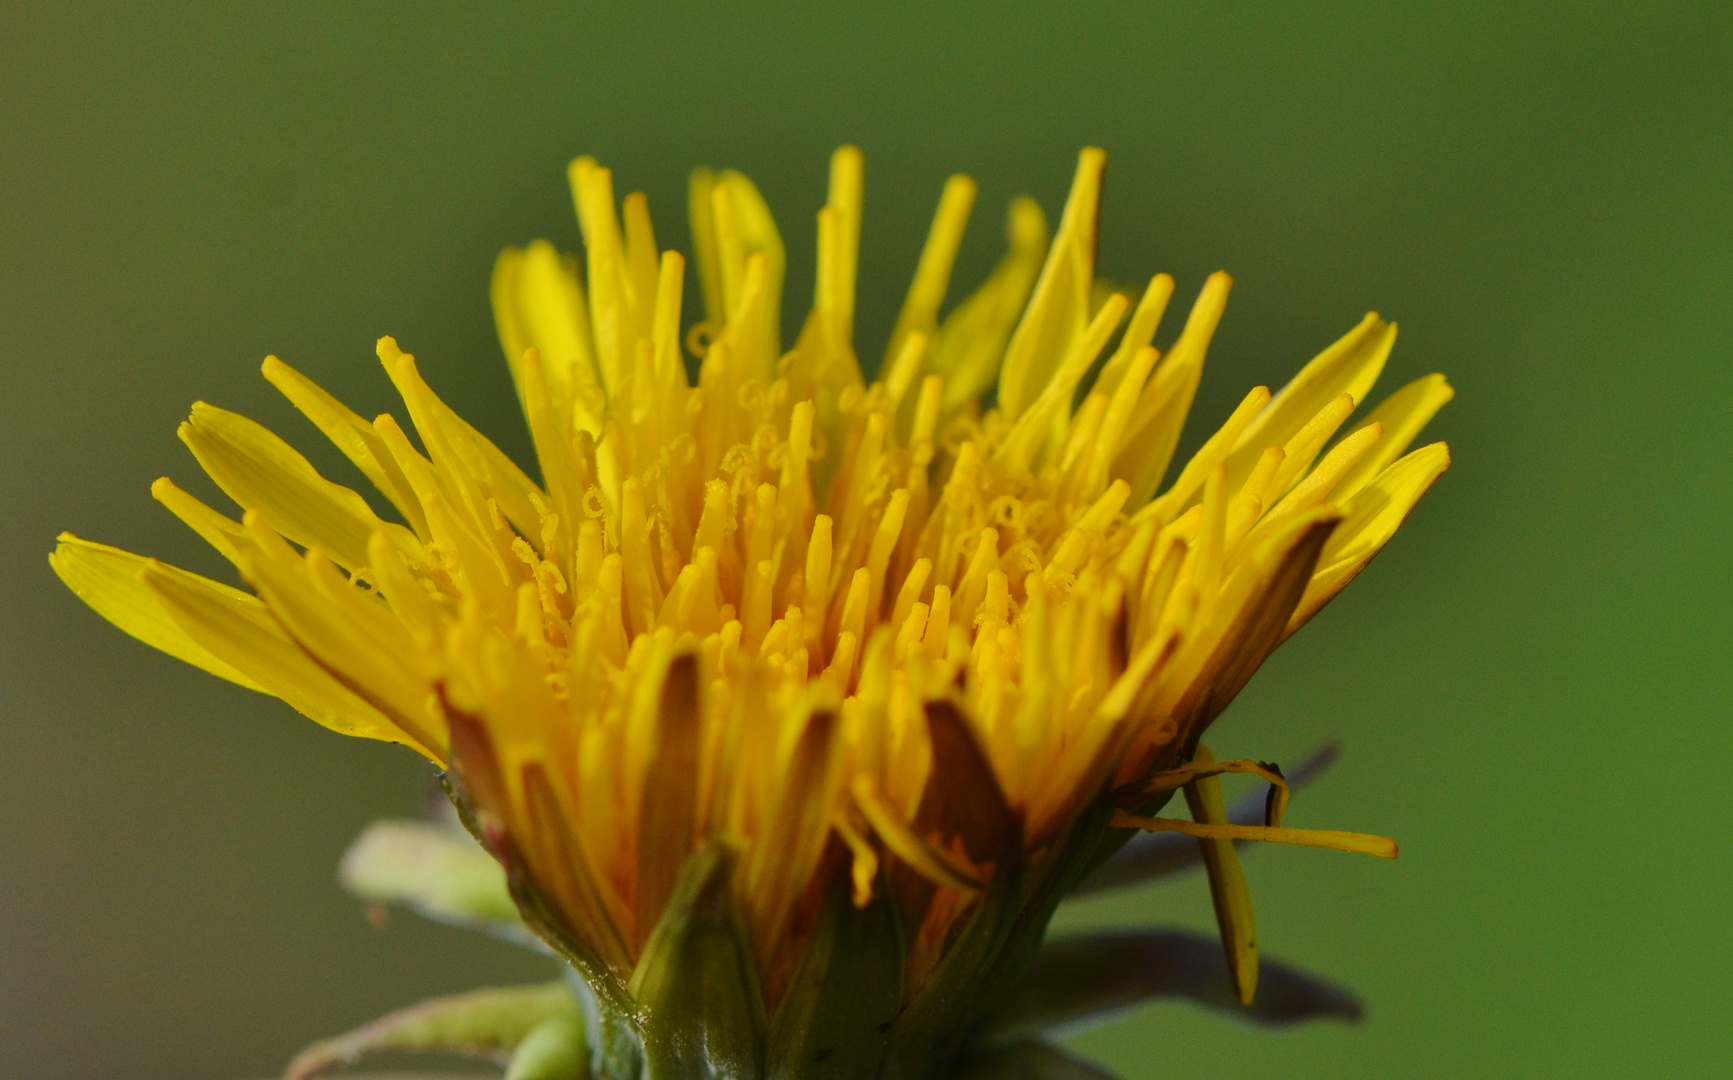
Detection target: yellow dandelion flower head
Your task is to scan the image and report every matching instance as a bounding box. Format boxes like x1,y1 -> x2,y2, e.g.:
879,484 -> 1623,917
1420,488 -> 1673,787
52,146 -> 1450,1065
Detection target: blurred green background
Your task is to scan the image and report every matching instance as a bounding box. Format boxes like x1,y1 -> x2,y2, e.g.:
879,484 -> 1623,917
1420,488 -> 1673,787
3,3 -> 1729,1077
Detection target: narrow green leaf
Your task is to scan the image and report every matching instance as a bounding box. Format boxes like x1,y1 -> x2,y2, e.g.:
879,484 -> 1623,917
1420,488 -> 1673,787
958,1041 -> 1121,1080
340,818 -> 524,933
975,929 -> 1363,1046
283,981 -> 580,1080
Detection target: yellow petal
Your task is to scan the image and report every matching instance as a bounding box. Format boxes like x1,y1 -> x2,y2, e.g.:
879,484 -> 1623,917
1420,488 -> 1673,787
823,145 -> 864,352
997,148 -> 1105,422
1332,373 -> 1455,502
853,776 -> 983,894
716,169 -> 786,364
179,402 -> 421,572
1113,811 -> 1398,859
50,534 -> 263,691
1286,441 -> 1451,635
687,167 -> 727,331
137,558 -> 428,754
636,653 -> 702,951
236,515 -> 444,755
884,173 -> 978,369
492,241 -> 606,435
261,355 -> 429,536
993,291 -> 1129,472
519,762 -> 635,974
150,477 -> 252,566
376,337 -> 548,549
1113,272 -> 1234,506
1142,385 -> 1272,523
930,196 -> 1049,414
1157,509 -> 1338,730
1091,273 -> 1175,402
1224,313 -> 1396,491
742,708 -> 846,953
568,156 -> 637,397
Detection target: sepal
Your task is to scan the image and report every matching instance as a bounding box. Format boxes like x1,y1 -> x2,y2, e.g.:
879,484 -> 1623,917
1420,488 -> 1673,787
936,787 -> 1121,1069
439,716 -> 635,1022
974,929 -> 1361,1045
878,854 -> 1024,1080
766,876 -> 904,1080
630,842 -> 766,1080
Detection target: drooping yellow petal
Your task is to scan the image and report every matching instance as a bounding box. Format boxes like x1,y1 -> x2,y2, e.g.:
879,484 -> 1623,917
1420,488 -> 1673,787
853,776 -> 983,894
51,535 -> 264,691
140,556 -> 433,756
236,514 -> 445,755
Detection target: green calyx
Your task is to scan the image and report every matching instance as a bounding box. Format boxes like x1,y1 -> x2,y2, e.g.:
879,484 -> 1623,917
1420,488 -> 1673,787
307,747 -> 1368,1080
766,877 -> 903,1080
629,842 -> 766,1080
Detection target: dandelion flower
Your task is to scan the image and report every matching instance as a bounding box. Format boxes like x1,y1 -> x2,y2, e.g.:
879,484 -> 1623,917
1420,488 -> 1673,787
53,146 -> 1451,1080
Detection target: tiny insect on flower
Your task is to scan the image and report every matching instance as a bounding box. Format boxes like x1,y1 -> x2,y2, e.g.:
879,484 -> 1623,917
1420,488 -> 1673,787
52,146 -> 1451,1080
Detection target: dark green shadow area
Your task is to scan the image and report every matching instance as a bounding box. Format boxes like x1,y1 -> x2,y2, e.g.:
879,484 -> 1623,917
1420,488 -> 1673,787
2,4 -> 1727,1078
